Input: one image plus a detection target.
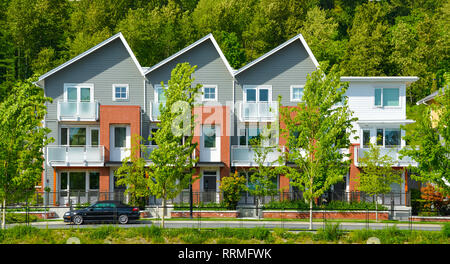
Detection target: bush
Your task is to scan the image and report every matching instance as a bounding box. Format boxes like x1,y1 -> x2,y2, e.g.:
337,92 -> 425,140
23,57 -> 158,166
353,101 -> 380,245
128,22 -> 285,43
219,172 -> 247,209
5,213 -> 38,224
314,222 -> 344,242
443,223 -> 450,238
263,200 -> 388,210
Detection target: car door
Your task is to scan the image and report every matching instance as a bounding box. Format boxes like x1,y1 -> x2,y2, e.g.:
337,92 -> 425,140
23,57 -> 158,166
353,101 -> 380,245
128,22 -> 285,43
84,203 -> 104,221
103,203 -> 117,221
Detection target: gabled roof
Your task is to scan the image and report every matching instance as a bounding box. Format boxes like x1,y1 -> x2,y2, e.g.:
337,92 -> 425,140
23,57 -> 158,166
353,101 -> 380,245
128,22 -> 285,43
234,33 -> 319,76
35,32 -> 144,87
416,87 -> 444,105
143,34 -> 235,76
340,76 -> 419,84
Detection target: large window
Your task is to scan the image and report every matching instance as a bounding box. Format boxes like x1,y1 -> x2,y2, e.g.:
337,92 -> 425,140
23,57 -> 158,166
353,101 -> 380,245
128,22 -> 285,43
60,126 -> 99,146
64,84 -> 93,102
372,128 -> 401,148
374,88 -> 400,107
238,125 -> 276,146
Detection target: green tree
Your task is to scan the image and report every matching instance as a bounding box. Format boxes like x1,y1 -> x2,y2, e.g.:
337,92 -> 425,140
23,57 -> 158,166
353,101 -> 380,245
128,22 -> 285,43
247,124 -> 284,208
280,65 -> 356,229
340,1 -> 390,76
146,63 -> 201,227
400,75 -> 450,195
115,135 -> 150,208
355,141 -> 403,221
0,77 -> 53,229
300,6 -> 345,72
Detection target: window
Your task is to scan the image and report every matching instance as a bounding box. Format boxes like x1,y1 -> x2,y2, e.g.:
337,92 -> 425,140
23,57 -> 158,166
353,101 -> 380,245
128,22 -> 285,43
362,130 -> 370,148
291,85 -> 304,102
61,127 -> 86,146
384,128 -> 401,148
114,127 -> 127,148
155,85 -> 166,103
113,84 -> 129,101
376,129 -> 384,146
150,128 -> 159,145
203,125 -> 216,148
203,85 -> 217,101
238,125 -> 276,146
89,172 -> 99,190
374,88 -> 399,107
90,129 -> 99,146
64,84 -> 93,102
61,126 -> 99,146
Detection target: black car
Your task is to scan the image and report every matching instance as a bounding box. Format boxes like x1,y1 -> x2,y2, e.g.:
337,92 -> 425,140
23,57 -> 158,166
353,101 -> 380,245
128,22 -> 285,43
63,200 -> 140,225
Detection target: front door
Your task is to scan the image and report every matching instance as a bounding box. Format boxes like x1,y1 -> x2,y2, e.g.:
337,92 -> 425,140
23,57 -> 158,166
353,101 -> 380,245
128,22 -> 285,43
110,125 -> 130,162
202,171 -> 218,203
200,125 -> 220,162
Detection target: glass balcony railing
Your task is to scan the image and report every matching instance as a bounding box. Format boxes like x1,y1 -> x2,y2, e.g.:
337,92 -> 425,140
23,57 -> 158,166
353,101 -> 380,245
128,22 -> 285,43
240,102 -> 278,122
57,101 -> 99,121
355,146 -> 417,166
231,145 -> 284,166
47,145 -> 104,166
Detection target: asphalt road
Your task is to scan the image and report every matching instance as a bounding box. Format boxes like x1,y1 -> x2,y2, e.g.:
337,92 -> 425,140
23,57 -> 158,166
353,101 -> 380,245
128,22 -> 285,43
8,219 -> 443,232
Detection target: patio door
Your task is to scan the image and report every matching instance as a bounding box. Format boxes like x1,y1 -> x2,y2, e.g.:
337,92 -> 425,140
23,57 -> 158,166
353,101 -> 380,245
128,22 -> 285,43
110,125 -> 130,162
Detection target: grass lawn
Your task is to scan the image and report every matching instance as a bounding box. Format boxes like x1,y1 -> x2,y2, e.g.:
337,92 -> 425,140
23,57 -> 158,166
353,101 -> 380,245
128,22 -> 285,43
0,223 -> 448,244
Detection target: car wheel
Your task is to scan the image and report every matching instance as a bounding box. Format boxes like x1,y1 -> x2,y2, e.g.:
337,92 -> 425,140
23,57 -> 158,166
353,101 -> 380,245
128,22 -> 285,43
73,215 -> 83,225
118,214 -> 129,224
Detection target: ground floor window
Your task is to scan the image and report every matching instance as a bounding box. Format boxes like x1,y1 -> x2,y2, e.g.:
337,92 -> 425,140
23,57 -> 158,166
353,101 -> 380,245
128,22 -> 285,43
59,171 -> 99,192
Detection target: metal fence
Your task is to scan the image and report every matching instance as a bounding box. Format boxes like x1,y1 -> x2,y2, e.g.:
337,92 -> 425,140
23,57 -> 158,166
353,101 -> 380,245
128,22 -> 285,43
14,190 -> 412,207
0,204 -> 447,232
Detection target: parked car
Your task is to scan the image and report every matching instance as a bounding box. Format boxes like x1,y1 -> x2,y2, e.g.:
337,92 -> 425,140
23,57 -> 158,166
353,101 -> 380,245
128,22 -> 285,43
64,200 -> 140,225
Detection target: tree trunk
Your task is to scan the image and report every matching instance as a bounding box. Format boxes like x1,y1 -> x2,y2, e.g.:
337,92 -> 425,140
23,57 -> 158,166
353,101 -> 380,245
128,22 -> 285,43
161,197 -> 166,228
1,198 -> 5,229
375,195 -> 379,222
309,199 -> 313,230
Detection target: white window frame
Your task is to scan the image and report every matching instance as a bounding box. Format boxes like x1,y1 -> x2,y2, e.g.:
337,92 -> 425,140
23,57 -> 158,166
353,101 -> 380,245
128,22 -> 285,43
112,84 -> 129,101
202,85 -> 218,102
154,84 -> 165,103
64,83 -> 94,102
373,87 -> 400,108
290,85 -> 305,102
243,85 -> 272,103
60,125 -> 100,146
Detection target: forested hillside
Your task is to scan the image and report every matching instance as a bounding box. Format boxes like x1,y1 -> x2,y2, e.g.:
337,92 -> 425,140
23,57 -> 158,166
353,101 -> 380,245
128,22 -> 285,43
0,0 -> 448,105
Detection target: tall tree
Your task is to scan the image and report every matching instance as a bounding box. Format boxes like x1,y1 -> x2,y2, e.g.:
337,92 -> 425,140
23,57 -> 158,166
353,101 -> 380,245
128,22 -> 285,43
146,63 -> 201,228
354,141 -> 403,221
400,74 -> 450,195
0,77 -> 53,229
280,65 -> 356,229
340,1 -> 390,76
115,135 -> 150,208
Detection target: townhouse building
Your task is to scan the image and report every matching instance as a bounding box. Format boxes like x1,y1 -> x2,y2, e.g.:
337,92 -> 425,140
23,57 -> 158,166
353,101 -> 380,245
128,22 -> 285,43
35,32 -> 418,206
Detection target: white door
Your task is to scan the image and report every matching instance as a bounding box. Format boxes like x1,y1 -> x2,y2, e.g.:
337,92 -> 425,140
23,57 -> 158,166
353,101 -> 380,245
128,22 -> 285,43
110,125 -> 130,162
200,125 -> 220,162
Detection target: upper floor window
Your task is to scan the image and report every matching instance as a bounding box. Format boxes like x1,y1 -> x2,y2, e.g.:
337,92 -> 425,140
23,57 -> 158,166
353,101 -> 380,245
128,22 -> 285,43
202,85 -> 217,101
64,83 -> 94,102
113,84 -> 129,101
290,85 -> 304,102
154,85 -> 166,104
374,88 -> 399,107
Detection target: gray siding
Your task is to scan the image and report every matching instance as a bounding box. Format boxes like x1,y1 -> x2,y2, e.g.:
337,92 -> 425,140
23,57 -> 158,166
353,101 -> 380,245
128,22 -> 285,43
232,40 -> 317,145
146,39 -> 234,107
44,38 -> 145,123
234,40 -> 317,106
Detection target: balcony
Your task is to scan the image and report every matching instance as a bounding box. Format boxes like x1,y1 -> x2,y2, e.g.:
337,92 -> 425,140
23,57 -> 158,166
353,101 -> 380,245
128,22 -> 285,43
47,145 -> 104,166
239,102 -> 278,122
231,145 -> 284,166
355,146 -> 417,167
57,101 -> 99,121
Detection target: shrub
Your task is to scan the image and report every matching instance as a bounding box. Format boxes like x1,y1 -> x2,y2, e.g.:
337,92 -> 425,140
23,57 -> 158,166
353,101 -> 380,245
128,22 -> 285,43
219,172 -> 247,209
5,213 -> 38,224
443,223 -> 450,238
314,222 -> 344,242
